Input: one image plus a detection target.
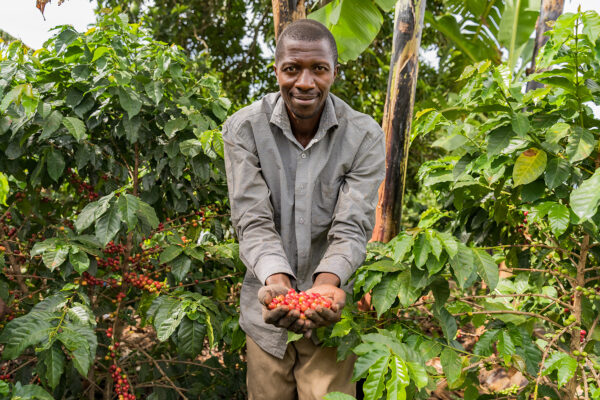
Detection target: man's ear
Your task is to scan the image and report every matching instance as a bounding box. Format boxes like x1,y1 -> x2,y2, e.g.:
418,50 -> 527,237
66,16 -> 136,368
273,63 -> 279,82
333,64 -> 339,80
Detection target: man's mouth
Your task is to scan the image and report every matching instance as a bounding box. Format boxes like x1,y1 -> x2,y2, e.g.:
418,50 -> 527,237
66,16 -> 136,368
291,94 -> 319,105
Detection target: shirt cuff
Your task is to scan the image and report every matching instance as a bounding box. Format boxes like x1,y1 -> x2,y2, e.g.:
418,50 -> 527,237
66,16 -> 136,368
312,256 -> 354,286
254,254 -> 296,285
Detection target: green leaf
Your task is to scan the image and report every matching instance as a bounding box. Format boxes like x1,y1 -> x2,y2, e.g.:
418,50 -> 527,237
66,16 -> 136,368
0,86 -> 21,112
0,312 -> 53,359
160,245 -> 183,264
386,356 -> 408,400
117,86 -> 142,119
180,139 -> 204,158
513,148 -> 547,186
497,331 -> 515,364
95,204 -> 122,246
171,255 -> 191,282
431,278 -> 450,309
426,230 -> 442,260
472,248 -> 499,290
75,201 -> 100,232
39,345 -> 65,389
546,122 -> 570,143
40,110 -> 63,140
353,347 -> 389,381
372,272 -> 402,317
413,233 -> 430,268
58,326 -> 92,376
570,169 -> 600,221
449,243 -> 474,289
42,245 -> 70,271
374,0 -> 396,12
511,112 -> 530,137
12,384 -> 54,400
363,354 -> 390,400
497,0 -> 539,71
0,381 -> 8,396
69,248 -> 90,274
177,317 -> 206,358
153,298 -> 185,341
63,116 -> 86,142
440,348 -> 462,385
323,393 -> 356,400
544,158 -> 571,190
390,234 -> 414,263
117,194 -> 139,231
434,307 -> 457,343
309,0 -> 383,63
92,46 -> 111,62
582,10 -> 600,42
0,172 -> 9,206
46,149 -> 65,182
474,329 -> 500,356
135,199 -> 159,229
436,231 -> 458,258
543,351 -> 577,389
144,81 -> 163,105
407,361 -> 428,389
548,203 -> 570,237
164,117 -> 188,138
566,126 -> 595,163
287,331 -> 303,343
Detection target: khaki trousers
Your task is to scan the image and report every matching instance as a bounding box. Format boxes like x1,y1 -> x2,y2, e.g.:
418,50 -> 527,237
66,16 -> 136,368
246,335 -> 356,400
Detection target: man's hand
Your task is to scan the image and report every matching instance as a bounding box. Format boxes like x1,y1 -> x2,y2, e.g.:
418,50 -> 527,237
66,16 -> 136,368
258,274 -> 309,334
304,273 -> 345,330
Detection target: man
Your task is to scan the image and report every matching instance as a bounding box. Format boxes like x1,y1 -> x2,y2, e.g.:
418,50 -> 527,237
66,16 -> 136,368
223,19 -> 385,399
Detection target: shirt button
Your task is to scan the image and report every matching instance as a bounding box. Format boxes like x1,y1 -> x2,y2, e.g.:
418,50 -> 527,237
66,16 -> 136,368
299,217 -> 305,224
301,153 -> 307,159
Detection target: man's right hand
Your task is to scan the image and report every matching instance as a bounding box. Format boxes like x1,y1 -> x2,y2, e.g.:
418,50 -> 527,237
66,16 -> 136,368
258,274 -> 308,334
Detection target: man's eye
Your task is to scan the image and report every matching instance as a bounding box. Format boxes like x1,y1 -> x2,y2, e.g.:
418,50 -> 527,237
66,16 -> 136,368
284,66 -> 297,72
315,66 -> 327,71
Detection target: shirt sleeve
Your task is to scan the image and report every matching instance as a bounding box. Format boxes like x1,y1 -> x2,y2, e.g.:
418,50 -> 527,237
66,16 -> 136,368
312,128 -> 385,286
222,119 -> 296,285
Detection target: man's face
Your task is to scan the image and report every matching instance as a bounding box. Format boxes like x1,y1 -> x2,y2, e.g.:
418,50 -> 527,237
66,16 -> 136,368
274,38 -> 338,121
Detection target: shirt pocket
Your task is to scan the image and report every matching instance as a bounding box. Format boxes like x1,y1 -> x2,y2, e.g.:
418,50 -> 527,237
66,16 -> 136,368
311,179 -> 341,232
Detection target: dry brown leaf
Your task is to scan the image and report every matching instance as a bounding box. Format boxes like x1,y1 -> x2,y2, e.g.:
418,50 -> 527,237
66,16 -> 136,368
35,0 -> 67,19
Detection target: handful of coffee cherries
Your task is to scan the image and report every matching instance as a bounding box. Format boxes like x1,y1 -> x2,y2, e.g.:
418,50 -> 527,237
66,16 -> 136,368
268,288 -> 332,319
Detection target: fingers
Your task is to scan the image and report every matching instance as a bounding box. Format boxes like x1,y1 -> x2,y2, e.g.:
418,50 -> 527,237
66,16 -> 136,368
277,309 -> 301,329
288,314 -> 308,333
304,308 -> 327,326
317,306 -> 342,324
263,305 -> 289,324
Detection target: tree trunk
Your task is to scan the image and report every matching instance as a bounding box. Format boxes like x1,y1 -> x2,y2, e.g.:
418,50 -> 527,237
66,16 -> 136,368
526,0 -> 565,91
371,0 -> 426,243
272,0 -> 306,40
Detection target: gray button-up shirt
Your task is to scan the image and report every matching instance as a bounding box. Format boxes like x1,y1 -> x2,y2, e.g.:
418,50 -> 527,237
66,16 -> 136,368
223,92 -> 385,358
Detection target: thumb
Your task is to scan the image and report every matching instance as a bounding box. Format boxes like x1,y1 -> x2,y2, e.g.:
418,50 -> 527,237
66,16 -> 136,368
257,286 -> 274,306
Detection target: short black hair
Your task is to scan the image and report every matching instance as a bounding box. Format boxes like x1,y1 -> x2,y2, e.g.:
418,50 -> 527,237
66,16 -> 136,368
275,19 -> 338,66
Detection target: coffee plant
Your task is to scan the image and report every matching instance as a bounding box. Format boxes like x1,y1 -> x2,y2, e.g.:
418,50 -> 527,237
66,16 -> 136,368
0,11 -> 246,400
323,10 -> 600,400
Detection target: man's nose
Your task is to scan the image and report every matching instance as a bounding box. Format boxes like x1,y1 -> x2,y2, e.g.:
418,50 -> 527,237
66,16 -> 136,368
295,69 -> 315,90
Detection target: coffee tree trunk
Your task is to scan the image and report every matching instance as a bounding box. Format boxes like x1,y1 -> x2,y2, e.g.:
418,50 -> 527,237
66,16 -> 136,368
526,0 -> 565,91
371,0 -> 426,243
272,0 -> 306,40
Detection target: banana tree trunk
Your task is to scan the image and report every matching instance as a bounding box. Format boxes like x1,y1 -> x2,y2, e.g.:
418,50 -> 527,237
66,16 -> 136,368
371,0 -> 426,243
272,0 -> 306,40
526,0 -> 565,91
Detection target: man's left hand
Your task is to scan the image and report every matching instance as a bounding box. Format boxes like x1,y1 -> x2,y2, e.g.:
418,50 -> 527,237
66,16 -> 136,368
303,273 -> 345,330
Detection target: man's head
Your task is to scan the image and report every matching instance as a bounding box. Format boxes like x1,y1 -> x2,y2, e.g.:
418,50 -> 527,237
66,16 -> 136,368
274,19 -> 338,121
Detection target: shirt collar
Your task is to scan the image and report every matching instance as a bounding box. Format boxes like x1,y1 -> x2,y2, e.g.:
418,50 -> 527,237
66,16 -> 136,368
270,94 -> 339,149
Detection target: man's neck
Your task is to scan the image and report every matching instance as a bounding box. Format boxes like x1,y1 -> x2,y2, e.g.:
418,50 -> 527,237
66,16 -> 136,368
287,107 -> 323,148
